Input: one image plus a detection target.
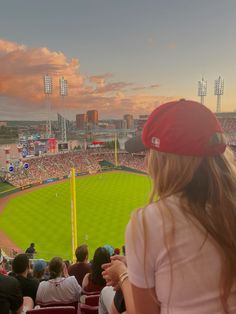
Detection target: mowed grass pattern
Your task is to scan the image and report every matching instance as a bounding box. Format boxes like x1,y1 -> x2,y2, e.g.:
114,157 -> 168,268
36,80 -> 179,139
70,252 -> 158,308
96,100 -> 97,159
0,182 -> 16,193
0,172 -> 151,260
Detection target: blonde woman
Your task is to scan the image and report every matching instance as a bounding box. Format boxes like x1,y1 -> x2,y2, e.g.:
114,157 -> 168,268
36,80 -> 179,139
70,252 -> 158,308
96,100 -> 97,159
124,99 -> 236,314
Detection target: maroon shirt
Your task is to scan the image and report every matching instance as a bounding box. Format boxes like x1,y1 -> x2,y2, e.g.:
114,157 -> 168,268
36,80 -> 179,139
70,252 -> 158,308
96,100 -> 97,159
68,262 -> 91,286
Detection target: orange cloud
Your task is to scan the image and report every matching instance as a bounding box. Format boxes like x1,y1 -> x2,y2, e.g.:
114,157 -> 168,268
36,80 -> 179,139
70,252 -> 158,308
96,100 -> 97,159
0,38 -> 176,118
132,84 -> 160,91
89,73 -> 112,88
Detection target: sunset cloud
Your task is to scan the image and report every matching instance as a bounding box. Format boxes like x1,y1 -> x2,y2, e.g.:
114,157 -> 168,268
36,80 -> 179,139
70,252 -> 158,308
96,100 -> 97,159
0,38 -> 176,119
132,84 -> 160,91
89,73 -> 112,88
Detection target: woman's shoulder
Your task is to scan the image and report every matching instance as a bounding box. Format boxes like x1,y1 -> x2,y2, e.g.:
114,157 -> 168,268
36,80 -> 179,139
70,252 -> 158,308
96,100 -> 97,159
133,195 -> 181,221
82,272 -> 90,288
83,272 -> 90,281
65,275 -> 80,285
38,279 -> 48,289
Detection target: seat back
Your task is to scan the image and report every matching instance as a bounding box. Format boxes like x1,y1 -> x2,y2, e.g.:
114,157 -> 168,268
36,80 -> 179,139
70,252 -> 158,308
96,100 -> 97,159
38,302 -> 78,309
26,306 -> 76,314
85,295 -> 99,307
82,290 -> 101,296
77,304 -> 99,314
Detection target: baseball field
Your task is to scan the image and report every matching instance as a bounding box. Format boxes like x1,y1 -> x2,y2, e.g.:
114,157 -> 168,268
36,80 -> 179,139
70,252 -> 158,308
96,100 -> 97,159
0,172 -> 151,260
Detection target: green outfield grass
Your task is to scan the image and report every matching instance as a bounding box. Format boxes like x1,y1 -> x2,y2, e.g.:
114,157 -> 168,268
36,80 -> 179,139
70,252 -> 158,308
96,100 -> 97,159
0,172 -> 151,260
0,182 -> 16,194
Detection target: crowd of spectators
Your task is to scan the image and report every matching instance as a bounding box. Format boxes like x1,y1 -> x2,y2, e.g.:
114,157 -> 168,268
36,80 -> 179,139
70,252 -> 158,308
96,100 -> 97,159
0,244 -> 123,314
3,142 -> 236,187
3,150 -> 145,187
218,117 -> 236,134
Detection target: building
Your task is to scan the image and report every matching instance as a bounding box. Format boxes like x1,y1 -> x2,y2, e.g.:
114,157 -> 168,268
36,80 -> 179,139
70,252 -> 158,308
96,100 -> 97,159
137,114 -> 149,131
87,110 -> 98,126
123,114 -> 134,129
0,121 -> 7,127
111,119 -> 126,129
76,113 -> 88,129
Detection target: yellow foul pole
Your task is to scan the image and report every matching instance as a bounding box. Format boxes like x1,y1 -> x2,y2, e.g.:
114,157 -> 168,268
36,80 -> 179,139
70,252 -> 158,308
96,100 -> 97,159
114,133 -> 118,167
70,168 -> 77,262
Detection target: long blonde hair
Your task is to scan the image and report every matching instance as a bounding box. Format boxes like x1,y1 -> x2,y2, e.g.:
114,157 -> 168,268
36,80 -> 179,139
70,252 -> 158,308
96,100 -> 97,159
142,147 -> 236,311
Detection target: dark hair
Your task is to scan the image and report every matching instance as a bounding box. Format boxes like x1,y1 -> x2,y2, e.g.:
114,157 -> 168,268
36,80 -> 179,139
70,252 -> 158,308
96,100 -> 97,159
75,244 -> 88,262
12,254 -> 29,274
49,257 -> 63,279
91,247 -> 110,286
30,243 -> 35,247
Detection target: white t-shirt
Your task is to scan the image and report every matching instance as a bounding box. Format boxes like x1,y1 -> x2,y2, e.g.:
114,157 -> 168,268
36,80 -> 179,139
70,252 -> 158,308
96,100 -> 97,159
36,276 -> 81,306
99,286 -> 115,314
125,195 -> 236,314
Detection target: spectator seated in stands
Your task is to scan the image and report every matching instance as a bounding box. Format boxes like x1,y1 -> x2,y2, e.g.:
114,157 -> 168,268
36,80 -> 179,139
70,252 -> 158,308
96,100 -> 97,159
36,257 -> 81,307
82,247 -> 110,294
103,245 -> 114,257
0,271 -> 24,314
33,259 -> 48,282
0,250 -> 30,314
0,249 -> 7,275
68,244 -> 91,286
10,253 -> 39,305
98,286 -> 116,314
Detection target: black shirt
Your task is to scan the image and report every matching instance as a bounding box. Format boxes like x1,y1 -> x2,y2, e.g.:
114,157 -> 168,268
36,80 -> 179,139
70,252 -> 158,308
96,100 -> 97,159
15,274 -> 39,304
114,289 -> 126,313
0,274 -> 23,314
25,247 -> 36,259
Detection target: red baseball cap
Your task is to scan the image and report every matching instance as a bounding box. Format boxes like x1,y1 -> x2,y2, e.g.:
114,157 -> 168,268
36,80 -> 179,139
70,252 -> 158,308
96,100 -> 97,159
125,99 -> 226,156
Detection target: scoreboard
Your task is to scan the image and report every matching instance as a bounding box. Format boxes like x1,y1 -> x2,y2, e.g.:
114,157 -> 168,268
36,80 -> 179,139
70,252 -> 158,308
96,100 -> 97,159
58,143 -> 69,151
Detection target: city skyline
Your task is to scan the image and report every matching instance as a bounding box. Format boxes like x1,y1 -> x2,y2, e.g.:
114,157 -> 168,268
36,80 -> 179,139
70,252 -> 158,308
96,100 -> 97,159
1,0 -> 236,120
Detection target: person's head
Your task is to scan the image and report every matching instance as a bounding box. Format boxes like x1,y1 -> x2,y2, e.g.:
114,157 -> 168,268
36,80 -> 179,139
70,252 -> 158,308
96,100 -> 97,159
30,243 -> 35,248
126,99 -> 236,312
12,254 -> 29,275
49,257 -> 64,279
114,248 -> 120,255
103,245 -> 114,257
91,247 -> 110,286
75,244 -> 88,262
33,259 -> 47,279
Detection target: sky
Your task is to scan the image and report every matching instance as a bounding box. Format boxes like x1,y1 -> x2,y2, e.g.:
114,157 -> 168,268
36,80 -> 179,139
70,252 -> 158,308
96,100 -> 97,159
0,0 -> 236,120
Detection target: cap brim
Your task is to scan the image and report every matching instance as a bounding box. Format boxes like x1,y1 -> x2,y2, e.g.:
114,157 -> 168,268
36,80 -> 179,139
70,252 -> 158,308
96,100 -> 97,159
125,136 -> 146,153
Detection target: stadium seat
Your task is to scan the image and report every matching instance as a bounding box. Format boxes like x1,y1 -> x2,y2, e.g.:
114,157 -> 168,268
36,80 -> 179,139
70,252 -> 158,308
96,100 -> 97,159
38,302 -> 78,309
77,304 -> 98,314
26,306 -> 76,314
77,295 -> 99,314
84,295 -> 99,306
82,290 -> 101,296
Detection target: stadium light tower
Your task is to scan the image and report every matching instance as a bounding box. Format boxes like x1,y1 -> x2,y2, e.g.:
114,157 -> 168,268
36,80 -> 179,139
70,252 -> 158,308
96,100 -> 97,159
44,74 -> 53,138
198,77 -> 207,105
214,76 -> 224,113
59,77 -> 68,143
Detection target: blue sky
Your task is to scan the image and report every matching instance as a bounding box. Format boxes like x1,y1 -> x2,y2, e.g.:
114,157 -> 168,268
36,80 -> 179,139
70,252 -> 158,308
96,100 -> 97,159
0,0 -> 236,119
